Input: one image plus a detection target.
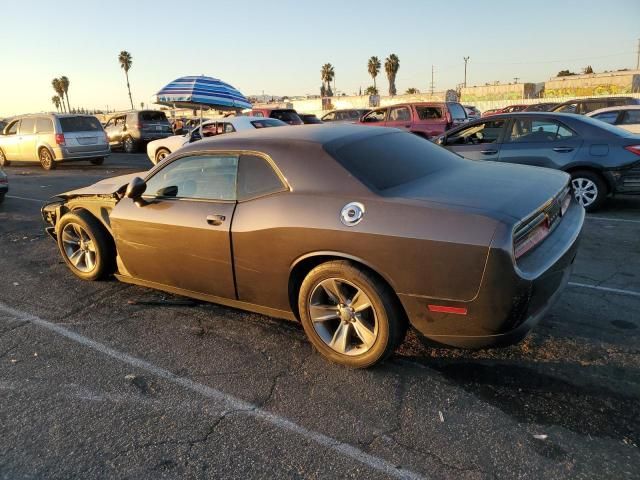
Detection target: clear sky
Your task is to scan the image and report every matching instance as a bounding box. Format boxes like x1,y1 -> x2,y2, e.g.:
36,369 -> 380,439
1,0 -> 639,117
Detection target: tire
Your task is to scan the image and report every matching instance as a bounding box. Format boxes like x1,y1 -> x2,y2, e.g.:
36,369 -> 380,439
56,210 -> 115,281
39,148 -> 56,170
571,170 -> 607,212
155,148 -> 171,164
90,157 -> 104,166
0,149 -> 9,167
0,193 -> 5,204
298,260 -> 406,368
123,136 -> 137,153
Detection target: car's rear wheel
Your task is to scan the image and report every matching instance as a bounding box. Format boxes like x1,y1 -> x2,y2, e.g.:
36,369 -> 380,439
39,148 -> 56,170
155,148 -> 171,164
0,149 -> 10,167
90,158 -> 104,165
0,193 -> 5,204
571,170 -> 606,212
298,260 -> 406,368
123,136 -> 136,153
57,211 -> 114,281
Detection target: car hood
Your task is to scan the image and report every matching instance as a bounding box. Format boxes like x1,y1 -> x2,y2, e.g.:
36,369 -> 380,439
57,172 -> 145,198
387,160 -> 570,222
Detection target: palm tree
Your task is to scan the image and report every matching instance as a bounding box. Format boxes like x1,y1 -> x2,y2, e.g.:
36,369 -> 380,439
51,95 -> 61,112
321,63 -> 334,97
367,56 -> 381,91
119,51 -> 134,109
364,86 -> 378,96
51,78 -> 66,113
405,87 -> 420,94
384,54 -> 400,96
59,76 -> 71,112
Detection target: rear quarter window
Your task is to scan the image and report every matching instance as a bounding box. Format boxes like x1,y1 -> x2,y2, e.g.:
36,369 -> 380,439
415,106 -> 443,120
326,131 -> 464,192
60,116 -> 103,132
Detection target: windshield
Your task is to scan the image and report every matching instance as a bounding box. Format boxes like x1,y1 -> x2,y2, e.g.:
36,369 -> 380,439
326,131 -> 465,192
59,116 -> 103,132
251,119 -> 287,128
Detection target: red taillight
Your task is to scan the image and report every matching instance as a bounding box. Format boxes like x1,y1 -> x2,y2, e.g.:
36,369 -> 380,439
624,145 -> 640,156
428,305 -> 468,315
0,177 -> 7,184
514,219 -> 550,259
55,134 -> 65,145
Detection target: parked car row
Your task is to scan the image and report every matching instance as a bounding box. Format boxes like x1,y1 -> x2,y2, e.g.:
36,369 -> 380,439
146,116 -> 287,164
435,112 -> 640,211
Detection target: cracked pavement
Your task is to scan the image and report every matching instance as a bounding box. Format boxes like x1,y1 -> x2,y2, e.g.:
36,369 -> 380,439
1,154 -> 639,479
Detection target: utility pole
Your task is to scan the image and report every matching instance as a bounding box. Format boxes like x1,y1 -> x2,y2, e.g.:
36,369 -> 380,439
636,38 -> 640,70
514,77 -> 520,84
463,56 -> 470,88
430,65 -> 435,95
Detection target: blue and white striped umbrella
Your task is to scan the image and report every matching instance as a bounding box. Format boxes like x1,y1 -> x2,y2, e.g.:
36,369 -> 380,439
155,75 -> 252,111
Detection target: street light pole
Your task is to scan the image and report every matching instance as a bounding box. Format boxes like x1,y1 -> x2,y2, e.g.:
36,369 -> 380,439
463,56 -> 470,88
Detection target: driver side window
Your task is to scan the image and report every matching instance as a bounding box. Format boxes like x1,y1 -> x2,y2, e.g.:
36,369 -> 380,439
446,119 -> 506,145
144,155 -> 238,201
363,108 -> 386,123
5,120 -> 19,135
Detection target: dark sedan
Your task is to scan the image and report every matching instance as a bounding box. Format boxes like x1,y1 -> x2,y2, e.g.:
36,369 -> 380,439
435,112 -> 640,211
42,125 -> 583,367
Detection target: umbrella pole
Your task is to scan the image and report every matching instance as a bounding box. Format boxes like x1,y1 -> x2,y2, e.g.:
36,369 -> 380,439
199,106 -> 203,138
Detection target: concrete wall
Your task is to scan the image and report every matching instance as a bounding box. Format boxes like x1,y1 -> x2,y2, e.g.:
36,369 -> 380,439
460,83 -> 537,102
289,91 -> 452,117
544,70 -> 640,97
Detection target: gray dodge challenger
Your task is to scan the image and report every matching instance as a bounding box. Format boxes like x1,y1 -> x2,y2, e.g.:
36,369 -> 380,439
42,125 -> 584,367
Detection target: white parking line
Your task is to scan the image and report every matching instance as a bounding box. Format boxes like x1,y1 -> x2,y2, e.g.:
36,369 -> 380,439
5,195 -> 46,203
568,282 -> 640,298
0,302 -> 426,480
586,216 -> 640,224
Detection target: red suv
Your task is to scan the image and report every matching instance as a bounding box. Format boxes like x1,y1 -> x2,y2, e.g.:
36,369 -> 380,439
250,108 -> 303,125
359,102 -> 468,138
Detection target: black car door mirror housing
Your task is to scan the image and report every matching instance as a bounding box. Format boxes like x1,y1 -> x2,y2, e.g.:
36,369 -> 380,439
125,177 -> 148,206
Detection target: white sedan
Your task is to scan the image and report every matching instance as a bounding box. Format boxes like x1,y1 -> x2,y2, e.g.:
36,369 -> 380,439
587,105 -> 640,134
146,116 -> 287,164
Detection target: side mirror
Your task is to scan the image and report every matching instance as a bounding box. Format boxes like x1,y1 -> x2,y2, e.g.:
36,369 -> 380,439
125,177 -> 148,206
435,137 -> 445,145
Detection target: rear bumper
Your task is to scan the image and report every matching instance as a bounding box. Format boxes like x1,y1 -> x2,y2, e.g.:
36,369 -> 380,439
604,165 -> 640,194
54,146 -> 111,161
400,200 -> 584,349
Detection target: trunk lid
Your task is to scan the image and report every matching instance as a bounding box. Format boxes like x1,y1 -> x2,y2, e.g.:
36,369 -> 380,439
388,161 -> 570,222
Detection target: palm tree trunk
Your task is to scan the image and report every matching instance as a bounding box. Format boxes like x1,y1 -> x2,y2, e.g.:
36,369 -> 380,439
65,93 -> 71,113
125,71 -> 134,109
373,77 -> 376,91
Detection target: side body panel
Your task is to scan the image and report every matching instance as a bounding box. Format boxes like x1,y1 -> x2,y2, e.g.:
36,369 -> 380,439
231,193 -> 496,312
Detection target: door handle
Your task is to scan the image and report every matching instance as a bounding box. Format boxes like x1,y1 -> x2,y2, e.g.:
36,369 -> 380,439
480,150 -> 498,155
206,214 -> 226,226
553,147 -> 574,153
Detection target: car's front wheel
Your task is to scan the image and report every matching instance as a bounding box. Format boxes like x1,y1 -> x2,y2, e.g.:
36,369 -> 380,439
155,148 -> 171,164
90,158 -> 104,165
298,260 -> 406,368
39,148 -> 56,170
57,211 -> 114,281
571,170 -> 606,212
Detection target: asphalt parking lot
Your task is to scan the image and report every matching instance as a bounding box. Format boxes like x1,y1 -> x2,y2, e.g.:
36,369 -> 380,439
1,153 -> 639,479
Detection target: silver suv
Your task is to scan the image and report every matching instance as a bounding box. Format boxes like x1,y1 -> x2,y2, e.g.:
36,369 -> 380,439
0,114 -> 110,170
